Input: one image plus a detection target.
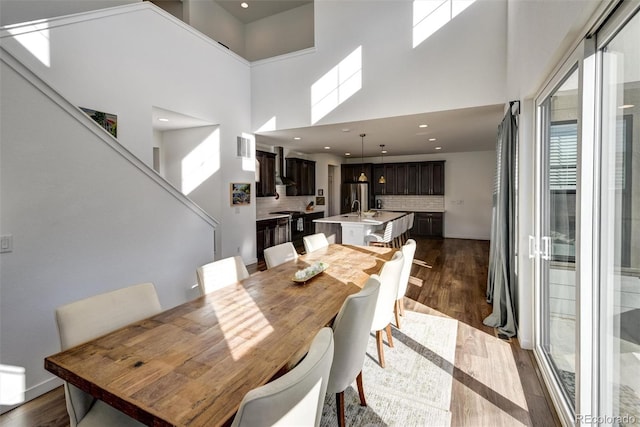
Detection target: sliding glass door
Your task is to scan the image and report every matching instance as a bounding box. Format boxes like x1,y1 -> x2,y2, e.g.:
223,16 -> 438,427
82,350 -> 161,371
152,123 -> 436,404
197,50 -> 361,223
534,3 -> 640,424
598,7 -> 640,423
537,64 -> 580,417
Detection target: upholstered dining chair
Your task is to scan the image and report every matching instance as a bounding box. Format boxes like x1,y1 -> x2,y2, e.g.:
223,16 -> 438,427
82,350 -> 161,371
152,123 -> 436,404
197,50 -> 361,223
231,327 -> 334,427
196,256 -> 250,295
327,275 -> 381,427
303,233 -> 329,253
264,242 -> 298,269
370,251 -> 404,368
55,282 -> 162,427
395,239 -> 416,329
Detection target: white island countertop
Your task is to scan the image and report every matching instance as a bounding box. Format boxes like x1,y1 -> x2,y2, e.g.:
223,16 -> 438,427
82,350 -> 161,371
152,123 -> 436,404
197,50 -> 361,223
313,211 -> 406,245
314,211 -> 406,225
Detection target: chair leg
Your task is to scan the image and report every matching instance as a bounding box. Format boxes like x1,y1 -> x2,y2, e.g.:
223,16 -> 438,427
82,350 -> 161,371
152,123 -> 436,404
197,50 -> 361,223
356,371 -> 367,406
400,297 -> 405,316
336,392 -> 345,427
394,299 -> 402,329
385,324 -> 394,348
375,330 -> 386,368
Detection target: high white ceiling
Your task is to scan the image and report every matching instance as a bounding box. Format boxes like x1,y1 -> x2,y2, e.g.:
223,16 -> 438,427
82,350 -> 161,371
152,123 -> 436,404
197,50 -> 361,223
215,0 -> 313,24
256,104 -> 505,158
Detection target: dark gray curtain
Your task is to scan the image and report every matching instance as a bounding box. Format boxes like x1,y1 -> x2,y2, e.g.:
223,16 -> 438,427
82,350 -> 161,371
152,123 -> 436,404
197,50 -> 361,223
484,102 -> 518,337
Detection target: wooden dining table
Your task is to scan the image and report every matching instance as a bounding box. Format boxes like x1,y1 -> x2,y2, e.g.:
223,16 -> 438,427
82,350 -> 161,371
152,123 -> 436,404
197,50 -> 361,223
44,244 -> 395,427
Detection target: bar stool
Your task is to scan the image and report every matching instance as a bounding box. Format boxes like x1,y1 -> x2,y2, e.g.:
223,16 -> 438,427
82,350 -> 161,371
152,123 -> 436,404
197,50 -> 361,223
406,213 -> 415,240
365,220 -> 394,247
392,217 -> 405,248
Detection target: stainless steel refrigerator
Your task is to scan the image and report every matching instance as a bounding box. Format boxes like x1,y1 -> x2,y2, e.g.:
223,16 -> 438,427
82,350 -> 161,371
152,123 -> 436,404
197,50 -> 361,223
341,183 -> 369,214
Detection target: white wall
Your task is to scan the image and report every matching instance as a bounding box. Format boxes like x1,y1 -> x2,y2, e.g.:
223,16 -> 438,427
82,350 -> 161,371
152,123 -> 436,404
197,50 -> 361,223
184,0 -> 245,57
250,0 -> 507,133
0,53 -> 215,408
244,3 -> 314,62
0,3 -> 256,264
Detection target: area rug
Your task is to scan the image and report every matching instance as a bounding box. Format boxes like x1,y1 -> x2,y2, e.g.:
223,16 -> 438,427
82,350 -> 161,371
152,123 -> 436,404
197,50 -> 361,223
320,311 -> 458,427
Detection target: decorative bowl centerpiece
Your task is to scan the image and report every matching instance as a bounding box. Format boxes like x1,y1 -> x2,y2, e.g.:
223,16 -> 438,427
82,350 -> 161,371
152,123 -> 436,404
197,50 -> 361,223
293,262 -> 328,283
362,210 -> 376,218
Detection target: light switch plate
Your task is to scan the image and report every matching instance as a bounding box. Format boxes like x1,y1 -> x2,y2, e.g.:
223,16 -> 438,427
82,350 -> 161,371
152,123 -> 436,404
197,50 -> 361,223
1,235 -> 13,253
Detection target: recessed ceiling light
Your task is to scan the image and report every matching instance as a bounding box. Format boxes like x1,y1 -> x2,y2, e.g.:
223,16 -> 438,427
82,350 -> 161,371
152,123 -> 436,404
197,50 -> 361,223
381,150 -> 387,154
429,138 -> 437,141
345,152 -> 351,156
294,136 -> 301,140
619,104 -> 635,109
419,124 -> 428,128
158,118 -> 169,122
435,146 -> 442,150
241,2 -> 248,8
324,146 -> 331,150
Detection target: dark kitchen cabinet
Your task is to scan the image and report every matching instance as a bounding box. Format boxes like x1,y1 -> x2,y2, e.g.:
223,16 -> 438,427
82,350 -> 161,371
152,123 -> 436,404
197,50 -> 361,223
256,150 -> 276,197
373,163 -> 420,195
256,217 -> 290,259
373,164 -> 385,195
419,161 -> 445,195
341,163 -> 372,184
304,212 -> 325,236
286,158 -> 316,196
414,212 -> 443,238
395,163 -> 419,195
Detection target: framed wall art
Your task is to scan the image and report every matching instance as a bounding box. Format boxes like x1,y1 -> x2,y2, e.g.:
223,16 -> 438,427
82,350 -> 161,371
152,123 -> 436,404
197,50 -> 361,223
231,183 -> 251,205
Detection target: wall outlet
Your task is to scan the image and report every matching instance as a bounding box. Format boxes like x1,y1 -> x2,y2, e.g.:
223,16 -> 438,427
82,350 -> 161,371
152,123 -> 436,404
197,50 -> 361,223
1,235 -> 13,253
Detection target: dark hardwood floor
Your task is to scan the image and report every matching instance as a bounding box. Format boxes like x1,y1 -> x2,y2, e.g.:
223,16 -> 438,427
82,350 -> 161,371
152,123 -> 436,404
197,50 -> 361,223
404,237 -> 560,426
0,237 -> 559,427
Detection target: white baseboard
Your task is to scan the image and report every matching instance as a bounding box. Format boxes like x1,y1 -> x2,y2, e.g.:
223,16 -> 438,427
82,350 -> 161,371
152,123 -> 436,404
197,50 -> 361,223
518,336 -> 534,350
0,376 -> 63,415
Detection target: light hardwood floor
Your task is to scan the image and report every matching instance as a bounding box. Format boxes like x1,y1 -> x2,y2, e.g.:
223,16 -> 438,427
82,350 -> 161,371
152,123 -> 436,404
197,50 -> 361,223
0,237 -> 559,427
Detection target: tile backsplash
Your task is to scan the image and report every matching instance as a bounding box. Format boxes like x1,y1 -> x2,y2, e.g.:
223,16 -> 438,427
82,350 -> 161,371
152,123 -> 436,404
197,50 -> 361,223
256,185 -> 324,217
376,195 -> 444,211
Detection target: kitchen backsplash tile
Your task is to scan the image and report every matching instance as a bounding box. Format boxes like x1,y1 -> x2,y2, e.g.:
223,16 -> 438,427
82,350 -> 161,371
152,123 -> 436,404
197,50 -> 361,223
256,185 -> 324,217
376,195 -> 445,211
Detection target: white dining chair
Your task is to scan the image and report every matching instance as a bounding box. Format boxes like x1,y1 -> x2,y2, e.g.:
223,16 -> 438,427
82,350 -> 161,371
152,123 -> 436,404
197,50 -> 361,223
327,275 -> 381,427
196,256 -> 250,295
231,327 -> 334,427
264,242 -> 298,269
55,283 -> 162,427
371,251 -> 404,368
364,220 -> 394,247
303,233 -> 329,253
395,239 -> 416,329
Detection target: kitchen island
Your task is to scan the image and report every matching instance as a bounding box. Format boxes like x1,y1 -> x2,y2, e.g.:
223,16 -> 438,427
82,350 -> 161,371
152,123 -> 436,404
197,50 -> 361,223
313,211 -> 406,246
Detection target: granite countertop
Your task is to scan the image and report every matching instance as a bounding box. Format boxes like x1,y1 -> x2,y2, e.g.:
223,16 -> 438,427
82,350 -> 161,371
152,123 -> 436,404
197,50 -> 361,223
314,211 -> 405,225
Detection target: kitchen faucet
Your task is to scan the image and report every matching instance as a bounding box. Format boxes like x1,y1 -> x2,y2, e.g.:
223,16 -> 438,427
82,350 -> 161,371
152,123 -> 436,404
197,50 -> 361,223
351,199 -> 361,216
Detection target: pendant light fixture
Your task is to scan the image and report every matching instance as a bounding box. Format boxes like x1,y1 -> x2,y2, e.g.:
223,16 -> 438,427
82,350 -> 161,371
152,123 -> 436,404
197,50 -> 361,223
358,133 -> 368,182
378,144 -> 386,184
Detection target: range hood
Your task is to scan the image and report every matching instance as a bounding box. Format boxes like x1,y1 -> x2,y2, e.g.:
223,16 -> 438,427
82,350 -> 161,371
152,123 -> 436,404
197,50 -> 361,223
275,146 -> 296,186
